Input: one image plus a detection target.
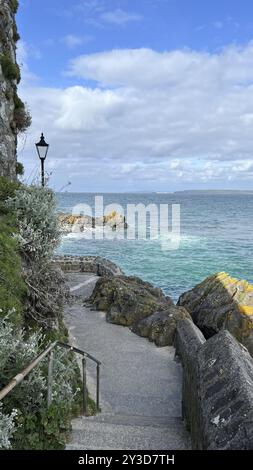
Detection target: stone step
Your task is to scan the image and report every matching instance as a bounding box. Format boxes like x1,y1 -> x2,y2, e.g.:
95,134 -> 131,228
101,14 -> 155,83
67,414 -> 190,450
72,413 -> 184,429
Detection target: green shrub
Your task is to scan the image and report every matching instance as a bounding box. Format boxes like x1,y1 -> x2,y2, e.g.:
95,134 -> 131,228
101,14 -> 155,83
0,317 -> 82,449
0,405 -> 17,449
10,0 -> 19,14
0,177 -> 25,321
12,93 -> 32,134
0,53 -> 21,83
0,176 -> 20,207
13,105 -> 32,133
0,215 -> 26,321
13,23 -> 20,43
7,185 -> 68,329
16,162 -> 24,176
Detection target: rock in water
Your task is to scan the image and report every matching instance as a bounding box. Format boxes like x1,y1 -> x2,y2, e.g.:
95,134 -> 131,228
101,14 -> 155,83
58,211 -> 128,234
178,272 -> 253,356
131,306 -> 191,347
89,276 -> 173,326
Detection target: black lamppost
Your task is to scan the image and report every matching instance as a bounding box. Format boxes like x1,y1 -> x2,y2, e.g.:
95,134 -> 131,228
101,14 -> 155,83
35,133 -> 49,187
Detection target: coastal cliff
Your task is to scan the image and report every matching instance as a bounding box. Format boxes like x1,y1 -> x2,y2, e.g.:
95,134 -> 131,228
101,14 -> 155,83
0,0 -> 30,179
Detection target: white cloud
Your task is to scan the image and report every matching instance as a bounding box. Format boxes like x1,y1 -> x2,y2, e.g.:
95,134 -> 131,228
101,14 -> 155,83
61,34 -> 93,49
100,9 -> 143,25
17,43 -> 253,190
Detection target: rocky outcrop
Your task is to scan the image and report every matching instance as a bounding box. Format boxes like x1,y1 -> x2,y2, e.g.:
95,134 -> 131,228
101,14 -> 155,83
131,306 -> 191,347
54,255 -> 124,277
178,272 -> 253,356
0,1 -> 29,179
89,275 -> 173,326
59,211 -> 128,234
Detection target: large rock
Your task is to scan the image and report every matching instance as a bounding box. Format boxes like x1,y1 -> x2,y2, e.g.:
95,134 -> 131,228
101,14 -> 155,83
89,275 -> 173,326
178,272 -> 253,356
59,211 -> 128,234
131,306 -> 191,347
54,255 -> 124,277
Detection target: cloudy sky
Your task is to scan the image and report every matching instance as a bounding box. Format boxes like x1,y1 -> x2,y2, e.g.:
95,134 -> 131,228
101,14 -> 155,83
17,0 -> 253,192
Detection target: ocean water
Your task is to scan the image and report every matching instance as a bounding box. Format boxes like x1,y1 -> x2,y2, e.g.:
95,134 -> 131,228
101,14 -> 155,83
56,192 -> 253,302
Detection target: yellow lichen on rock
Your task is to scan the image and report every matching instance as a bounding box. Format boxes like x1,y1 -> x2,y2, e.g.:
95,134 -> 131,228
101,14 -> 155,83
178,271 -> 253,356
239,306 -> 253,316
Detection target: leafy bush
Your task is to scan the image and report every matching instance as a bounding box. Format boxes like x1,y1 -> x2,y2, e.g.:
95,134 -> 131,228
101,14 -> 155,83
0,405 -> 17,449
7,185 -> 69,329
0,177 -> 26,322
0,176 -> 20,213
13,94 -> 32,133
16,162 -> 24,176
0,316 -> 82,449
13,22 -> 20,42
0,53 -> 21,83
10,0 -> 19,14
0,183 -> 86,449
8,185 -> 60,261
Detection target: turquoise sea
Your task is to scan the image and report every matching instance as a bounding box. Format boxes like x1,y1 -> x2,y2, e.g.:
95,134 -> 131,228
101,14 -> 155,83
56,192 -> 253,301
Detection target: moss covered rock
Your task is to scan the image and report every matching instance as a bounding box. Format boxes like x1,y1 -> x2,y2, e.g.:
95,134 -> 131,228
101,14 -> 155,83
89,275 -> 173,326
178,272 -> 253,356
131,306 -> 191,347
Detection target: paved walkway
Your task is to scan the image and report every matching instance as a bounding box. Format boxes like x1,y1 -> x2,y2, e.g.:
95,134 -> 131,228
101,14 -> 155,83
65,273 -> 190,450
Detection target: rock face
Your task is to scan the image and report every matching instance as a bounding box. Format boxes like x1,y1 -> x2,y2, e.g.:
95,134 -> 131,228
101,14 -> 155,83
59,211 -> 128,234
89,275 -> 173,326
54,255 -> 124,277
0,1 -> 19,179
131,306 -> 191,347
178,272 -> 253,356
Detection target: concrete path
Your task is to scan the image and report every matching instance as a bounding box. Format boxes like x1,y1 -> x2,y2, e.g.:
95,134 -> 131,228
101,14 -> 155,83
65,273 -> 190,450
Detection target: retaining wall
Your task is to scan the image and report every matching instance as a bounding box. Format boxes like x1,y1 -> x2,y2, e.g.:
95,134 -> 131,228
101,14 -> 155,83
176,320 -> 253,449
53,255 -> 124,277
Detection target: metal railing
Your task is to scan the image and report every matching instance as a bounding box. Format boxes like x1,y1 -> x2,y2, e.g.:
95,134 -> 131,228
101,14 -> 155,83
0,341 -> 101,416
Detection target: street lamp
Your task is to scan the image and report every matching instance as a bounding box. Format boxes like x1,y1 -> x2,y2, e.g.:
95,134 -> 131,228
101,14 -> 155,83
35,133 -> 49,187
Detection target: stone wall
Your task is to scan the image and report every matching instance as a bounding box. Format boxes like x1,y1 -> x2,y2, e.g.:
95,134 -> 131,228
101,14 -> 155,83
53,255 -> 124,277
176,319 -> 253,449
175,319 -> 206,448
0,0 -> 19,179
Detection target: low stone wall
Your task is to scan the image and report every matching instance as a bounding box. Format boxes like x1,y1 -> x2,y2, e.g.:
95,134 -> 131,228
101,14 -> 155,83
175,319 -> 206,448
53,255 -> 124,277
176,320 -> 253,449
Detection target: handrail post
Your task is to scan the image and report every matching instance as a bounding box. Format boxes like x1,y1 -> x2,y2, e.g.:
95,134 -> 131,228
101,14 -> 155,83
96,363 -> 100,411
82,356 -> 87,416
47,350 -> 54,407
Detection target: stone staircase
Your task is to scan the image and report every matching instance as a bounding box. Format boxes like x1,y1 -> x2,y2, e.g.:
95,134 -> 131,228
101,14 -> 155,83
65,273 -> 191,451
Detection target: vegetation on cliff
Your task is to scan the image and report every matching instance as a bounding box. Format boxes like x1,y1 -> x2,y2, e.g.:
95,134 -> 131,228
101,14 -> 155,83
0,176 -> 25,322
0,178 -> 83,449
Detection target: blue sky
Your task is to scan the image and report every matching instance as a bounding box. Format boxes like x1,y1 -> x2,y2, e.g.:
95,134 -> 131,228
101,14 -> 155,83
17,0 -> 253,191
